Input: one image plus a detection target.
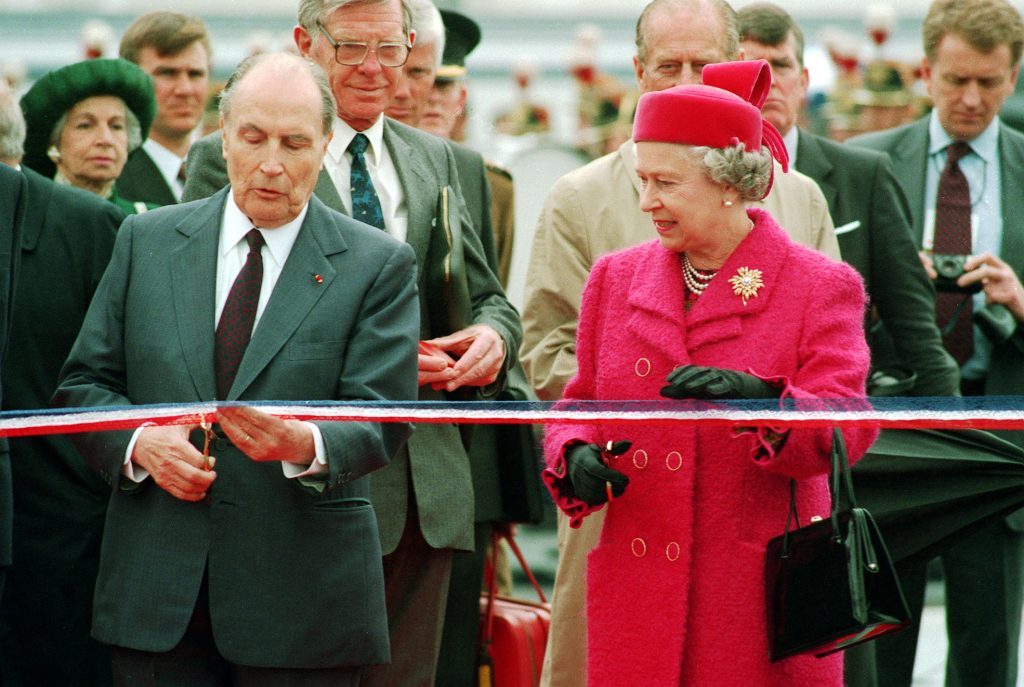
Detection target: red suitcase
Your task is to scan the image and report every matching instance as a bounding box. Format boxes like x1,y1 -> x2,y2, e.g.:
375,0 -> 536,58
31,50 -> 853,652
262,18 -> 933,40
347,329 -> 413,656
478,530 -> 551,687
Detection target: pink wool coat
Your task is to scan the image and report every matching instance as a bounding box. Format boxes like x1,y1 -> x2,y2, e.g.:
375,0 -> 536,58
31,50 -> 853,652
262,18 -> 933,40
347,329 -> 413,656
543,209 -> 878,686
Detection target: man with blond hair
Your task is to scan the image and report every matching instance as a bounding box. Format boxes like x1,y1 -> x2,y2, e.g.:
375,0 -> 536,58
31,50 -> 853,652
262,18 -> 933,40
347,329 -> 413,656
853,1 -> 1024,684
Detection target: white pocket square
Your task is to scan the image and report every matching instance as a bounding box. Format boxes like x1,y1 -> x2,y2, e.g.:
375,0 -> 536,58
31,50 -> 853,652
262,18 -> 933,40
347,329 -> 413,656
834,220 -> 862,235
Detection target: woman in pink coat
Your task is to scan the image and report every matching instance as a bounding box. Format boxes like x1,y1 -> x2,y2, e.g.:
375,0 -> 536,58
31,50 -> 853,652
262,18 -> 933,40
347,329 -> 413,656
541,60 -> 879,686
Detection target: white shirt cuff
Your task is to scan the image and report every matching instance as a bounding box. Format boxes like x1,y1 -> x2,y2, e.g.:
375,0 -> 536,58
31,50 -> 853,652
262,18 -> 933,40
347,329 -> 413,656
281,422 -> 328,479
123,424 -> 152,483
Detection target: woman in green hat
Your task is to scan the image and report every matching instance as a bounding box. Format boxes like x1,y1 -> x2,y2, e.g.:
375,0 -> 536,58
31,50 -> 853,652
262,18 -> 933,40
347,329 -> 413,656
20,58 -> 159,215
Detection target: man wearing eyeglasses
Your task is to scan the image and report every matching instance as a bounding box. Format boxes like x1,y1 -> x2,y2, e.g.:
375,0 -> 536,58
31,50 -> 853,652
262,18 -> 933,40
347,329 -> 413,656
182,2 -> 520,685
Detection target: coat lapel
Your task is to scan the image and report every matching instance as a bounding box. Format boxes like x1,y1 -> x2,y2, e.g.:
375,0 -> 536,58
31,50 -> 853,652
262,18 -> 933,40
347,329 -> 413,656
314,167 -> 345,213
684,210 -> 787,352
384,120 -> 434,281
795,131 -> 837,213
887,120 -> 930,243
625,242 -> 689,363
170,189 -> 224,401
230,196 -> 346,399
998,123 -> 1024,271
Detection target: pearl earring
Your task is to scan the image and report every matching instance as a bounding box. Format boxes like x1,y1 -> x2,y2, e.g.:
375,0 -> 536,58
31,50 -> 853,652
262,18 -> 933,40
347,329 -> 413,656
722,199 -> 734,207
46,145 -> 61,163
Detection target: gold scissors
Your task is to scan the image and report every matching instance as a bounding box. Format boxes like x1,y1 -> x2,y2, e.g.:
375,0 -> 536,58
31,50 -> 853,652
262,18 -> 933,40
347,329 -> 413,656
200,419 -> 214,471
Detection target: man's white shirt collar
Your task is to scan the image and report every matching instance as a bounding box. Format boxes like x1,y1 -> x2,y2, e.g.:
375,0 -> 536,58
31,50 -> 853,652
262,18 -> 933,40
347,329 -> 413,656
928,109 -> 1000,162
327,115 -> 386,167
142,139 -> 186,200
220,191 -> 309,269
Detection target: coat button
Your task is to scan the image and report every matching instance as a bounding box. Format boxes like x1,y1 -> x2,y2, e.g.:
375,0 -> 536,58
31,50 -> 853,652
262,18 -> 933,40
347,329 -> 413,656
665,451 -> 683,471
666,541 -> 681,562
632,449 -> 648,470
634,358 -> 651,377
631,537 -> 647,558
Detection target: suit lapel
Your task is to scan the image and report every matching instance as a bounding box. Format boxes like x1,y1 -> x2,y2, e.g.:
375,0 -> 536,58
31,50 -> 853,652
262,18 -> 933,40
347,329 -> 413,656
887,120 -> 930,243
314,167 -> 345,213
384,120 -> 434,280
618,140 -> 643,196
170,190 -> 224,401
230,197 -> 346,399
795,132 -> 837,213
625,242 -> 688,362
998,123 -> 1024,270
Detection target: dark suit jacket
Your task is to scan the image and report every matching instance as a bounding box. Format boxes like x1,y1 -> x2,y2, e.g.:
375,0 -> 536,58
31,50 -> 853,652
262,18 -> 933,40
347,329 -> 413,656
795,130 -> 959,397
115,148 -> 178,206
53,189 -> 420,668
852,117 -> 1024,530
0,164 -> 24,573
184,118 -> 523,554
0,167 -> 121,681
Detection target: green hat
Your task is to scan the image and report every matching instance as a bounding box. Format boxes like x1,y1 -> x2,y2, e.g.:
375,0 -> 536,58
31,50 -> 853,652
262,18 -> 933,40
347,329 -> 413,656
437,10 -> 481,81
20,58 -> 155,178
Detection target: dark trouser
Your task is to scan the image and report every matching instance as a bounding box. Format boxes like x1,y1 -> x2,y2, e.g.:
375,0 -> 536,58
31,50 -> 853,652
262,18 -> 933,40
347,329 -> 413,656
362,509 -> 454,687
435,522 -> 492,687
872,518 -> 1024,687
110,575 -> 362,687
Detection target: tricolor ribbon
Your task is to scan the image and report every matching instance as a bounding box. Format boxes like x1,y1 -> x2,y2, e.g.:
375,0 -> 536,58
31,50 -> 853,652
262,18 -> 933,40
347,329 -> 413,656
2,397 -> 1023,438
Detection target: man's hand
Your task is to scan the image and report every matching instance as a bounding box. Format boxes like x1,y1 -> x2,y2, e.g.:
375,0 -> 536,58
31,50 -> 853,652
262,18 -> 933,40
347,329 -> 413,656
919,250 -> 938,280
131,425 -> 216,502
217,406 -> 315,464
960,252 -> 1024,322
420,324 -> 506,392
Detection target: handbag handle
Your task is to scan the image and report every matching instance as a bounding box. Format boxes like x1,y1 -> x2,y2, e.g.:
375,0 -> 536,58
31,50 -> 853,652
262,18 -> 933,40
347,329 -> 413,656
780,428 -> 858,556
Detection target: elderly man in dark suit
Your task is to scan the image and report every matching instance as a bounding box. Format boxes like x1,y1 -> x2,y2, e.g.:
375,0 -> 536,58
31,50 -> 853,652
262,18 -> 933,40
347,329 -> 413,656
54,52 -> 419,686
852,1 -> 1024,685
183,1 -> 521,684
737,2 -> 959,400
0,81 -> 124,686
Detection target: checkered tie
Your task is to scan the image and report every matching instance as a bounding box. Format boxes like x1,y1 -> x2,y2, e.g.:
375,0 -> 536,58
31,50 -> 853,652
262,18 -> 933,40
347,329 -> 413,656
215,229 -> 264,399
933,141 -> 974,366
347,133 -> 386,230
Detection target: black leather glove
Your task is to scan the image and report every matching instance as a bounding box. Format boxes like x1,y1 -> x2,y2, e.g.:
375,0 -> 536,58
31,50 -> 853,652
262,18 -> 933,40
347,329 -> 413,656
660,365 -> 782,400
564,440 -> 631,506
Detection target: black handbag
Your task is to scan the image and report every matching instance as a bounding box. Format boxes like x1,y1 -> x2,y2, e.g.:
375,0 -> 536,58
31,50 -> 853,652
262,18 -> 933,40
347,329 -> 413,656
765,428 -> 911,661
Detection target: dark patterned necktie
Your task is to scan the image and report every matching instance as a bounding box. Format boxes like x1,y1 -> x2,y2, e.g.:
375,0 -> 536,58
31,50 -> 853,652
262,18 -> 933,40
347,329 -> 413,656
933,141 -> 973,366
215,229 -> 264,399
347,133 -> 386,230
177,161 -> 187,184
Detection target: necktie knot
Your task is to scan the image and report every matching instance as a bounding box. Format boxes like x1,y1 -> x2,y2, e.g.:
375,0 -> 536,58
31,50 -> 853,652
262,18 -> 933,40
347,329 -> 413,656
946,141 -> 972,167
348,133 -> 370,158
245,228 -> 264,254
177,161 -> 188,184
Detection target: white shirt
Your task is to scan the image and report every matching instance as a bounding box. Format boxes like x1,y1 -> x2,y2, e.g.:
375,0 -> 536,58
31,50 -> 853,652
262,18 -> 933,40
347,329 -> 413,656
124,193 -> 326,481
141,139 -> 186,202
323,115 -> 408,241
782,126 -> 799,168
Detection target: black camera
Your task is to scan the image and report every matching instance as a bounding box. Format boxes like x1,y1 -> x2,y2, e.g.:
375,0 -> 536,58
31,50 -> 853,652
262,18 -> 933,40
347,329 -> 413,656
932,253 -> 982,293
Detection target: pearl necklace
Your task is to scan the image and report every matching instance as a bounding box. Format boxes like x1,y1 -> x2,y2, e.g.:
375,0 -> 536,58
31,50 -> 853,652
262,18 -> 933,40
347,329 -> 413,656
682,253 -> 718,295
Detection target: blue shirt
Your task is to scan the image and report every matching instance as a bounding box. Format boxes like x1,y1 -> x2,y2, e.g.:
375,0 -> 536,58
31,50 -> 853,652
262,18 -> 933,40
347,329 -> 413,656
924,111 -> 1003,380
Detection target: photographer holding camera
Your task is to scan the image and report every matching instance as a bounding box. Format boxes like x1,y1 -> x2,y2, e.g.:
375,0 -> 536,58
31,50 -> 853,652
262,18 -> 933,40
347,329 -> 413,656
852,1 -> 1024,686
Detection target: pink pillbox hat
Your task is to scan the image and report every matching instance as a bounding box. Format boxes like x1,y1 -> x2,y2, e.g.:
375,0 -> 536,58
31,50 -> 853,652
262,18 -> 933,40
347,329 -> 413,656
633,60 -> 789,196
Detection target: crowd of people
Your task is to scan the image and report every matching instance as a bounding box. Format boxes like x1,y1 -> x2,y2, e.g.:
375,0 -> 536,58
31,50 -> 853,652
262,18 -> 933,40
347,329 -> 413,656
0,0 -> 1022,685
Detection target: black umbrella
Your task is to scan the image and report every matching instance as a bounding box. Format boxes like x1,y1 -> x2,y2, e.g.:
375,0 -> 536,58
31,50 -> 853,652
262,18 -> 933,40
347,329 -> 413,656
851,428 -> 1024,568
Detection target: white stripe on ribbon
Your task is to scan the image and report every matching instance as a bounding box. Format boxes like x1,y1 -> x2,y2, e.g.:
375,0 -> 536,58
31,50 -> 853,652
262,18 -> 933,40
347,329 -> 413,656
2,398 -> 1023,437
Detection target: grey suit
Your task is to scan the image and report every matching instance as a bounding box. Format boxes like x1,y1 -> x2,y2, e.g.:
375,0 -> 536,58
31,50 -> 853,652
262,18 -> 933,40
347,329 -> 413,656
53,189 -> 419,670
184,117 -> 522,683
852,118 -> 1024,687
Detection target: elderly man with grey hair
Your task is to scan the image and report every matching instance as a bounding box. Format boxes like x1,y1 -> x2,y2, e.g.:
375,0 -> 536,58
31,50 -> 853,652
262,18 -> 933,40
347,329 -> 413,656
54,51 -> 421,685
182,2 -> 522,685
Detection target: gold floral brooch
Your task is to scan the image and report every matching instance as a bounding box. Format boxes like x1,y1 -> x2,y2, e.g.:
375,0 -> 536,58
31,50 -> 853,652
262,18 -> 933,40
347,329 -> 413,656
728,267 -> 764,305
